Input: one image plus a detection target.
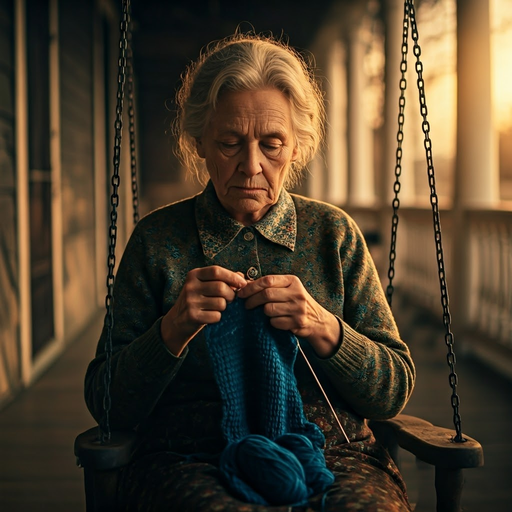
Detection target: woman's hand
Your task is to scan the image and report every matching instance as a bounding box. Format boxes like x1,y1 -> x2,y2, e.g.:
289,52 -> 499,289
161,266 -> 247,356
237,275 -> 342,358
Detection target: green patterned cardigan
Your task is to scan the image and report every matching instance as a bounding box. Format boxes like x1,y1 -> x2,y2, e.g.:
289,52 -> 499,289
84,182 -> 415,455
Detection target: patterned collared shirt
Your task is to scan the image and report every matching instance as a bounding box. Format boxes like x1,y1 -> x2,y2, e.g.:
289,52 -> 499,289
85,182 -> 415,444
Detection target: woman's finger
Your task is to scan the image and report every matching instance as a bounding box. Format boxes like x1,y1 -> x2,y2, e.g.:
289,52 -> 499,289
237,274 -> 293,299
269,315 -> 297,332
243,287 -> 299,310
194,280 -> 238,301
194,266 -> 247,289
261,299 -> 303,317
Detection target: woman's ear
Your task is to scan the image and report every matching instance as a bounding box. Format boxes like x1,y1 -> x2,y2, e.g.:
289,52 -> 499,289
195,138 -> 205,158
291,145 -> 299,162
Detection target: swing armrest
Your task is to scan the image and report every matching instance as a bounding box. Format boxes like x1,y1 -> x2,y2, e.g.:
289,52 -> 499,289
369,414 -> 484,469
75,427 -> 137,511
74,426 -> 138,471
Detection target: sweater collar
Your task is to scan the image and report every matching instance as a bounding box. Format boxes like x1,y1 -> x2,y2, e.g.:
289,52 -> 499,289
195,181 -> 297,260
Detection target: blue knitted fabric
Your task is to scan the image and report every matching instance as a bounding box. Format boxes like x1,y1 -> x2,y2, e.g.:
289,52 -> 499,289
204,298 -> 334,505
204,298 -> 324,445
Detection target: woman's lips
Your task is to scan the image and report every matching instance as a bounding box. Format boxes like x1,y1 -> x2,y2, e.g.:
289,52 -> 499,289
232,186 -> 265,193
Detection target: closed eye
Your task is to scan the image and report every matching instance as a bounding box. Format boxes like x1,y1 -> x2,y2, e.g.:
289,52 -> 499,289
218,141 -> 241,156
261,142 -> 283,156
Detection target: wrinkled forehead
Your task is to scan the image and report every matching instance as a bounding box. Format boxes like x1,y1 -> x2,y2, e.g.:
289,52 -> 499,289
205,88 -> 295,138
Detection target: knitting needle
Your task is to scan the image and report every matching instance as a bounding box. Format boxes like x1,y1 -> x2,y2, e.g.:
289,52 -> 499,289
296,341 -> 350,444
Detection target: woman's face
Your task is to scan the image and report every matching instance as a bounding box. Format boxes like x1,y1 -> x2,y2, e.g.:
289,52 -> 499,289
196,88 -> 298,225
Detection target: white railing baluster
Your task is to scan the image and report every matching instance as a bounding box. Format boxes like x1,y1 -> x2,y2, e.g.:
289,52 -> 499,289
362,206 -> 511,371
391,208 -> 511,355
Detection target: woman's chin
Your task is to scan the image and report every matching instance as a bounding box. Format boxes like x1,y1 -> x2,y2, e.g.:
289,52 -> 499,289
225,198 -> 272,225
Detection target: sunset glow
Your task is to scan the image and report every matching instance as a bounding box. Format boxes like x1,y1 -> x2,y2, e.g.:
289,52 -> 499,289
491,0 -> 512,131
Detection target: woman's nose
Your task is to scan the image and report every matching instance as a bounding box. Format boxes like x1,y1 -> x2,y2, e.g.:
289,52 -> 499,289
238,144 -> 262,176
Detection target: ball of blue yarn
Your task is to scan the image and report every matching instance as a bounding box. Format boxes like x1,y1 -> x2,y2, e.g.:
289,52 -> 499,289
219,434 -> 334,506
276,433 -> 335,493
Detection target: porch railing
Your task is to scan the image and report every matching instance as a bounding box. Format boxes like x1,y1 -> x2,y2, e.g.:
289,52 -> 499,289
388,207 -> 512,377
466,210 -> 512,351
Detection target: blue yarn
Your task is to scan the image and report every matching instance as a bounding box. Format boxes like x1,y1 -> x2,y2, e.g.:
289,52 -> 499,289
220,434 -> 308,505
276,433 -> 335,493
204,299 -> 335,506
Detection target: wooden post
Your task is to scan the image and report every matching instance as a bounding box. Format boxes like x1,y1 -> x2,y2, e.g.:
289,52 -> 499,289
346,22 -> 375,207
435,467 -> 464,512
452,0 -> 498,343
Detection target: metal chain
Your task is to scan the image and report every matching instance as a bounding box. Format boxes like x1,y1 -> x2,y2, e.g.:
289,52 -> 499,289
386,1 -> 410,307
407,0 -> 464,442
101,0 -> 131,444
126,22 -> 139,225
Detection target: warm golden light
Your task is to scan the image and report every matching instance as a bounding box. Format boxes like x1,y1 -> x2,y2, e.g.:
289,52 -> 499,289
491,0 -> 512,200
491,0 -> 512,131
407,0 -> 457,202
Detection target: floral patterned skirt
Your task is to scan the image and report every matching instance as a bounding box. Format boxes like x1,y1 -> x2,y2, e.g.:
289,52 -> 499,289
117,451 -> 411,511
117,383 -> 412,512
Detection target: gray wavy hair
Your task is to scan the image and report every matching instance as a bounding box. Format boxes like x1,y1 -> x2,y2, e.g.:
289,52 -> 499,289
174,32 -> 325,188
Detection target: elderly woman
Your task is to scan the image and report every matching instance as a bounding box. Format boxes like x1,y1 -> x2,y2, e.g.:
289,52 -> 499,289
85,33 -> 415,511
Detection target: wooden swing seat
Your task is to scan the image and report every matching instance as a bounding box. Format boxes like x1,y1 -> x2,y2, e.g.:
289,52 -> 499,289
74,413 -> 483,512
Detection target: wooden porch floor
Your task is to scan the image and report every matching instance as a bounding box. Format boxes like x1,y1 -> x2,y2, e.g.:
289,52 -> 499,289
0,296 -> 511,511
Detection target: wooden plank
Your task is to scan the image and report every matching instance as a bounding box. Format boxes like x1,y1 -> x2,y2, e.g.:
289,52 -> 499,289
0,311 -> 103,512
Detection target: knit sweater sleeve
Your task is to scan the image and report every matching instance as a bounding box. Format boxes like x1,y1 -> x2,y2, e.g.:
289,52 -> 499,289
84,215 -> 188,430
316,215 -> 415,420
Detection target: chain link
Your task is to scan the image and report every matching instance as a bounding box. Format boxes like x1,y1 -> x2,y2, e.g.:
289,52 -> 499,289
101,0 -> 131,444
126,22 -> 139,225
404,0 -> 464,442
386,2 -> 410,308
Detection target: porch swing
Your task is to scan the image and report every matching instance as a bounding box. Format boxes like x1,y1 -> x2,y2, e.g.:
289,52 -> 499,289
74,1 -> 483,511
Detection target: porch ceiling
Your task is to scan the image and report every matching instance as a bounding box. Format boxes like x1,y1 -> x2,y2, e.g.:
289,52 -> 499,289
131,0 -> 338,59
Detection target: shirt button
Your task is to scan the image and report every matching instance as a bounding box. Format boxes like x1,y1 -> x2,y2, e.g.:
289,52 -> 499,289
246,266 -> 259,280
243,231 -> 254,241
